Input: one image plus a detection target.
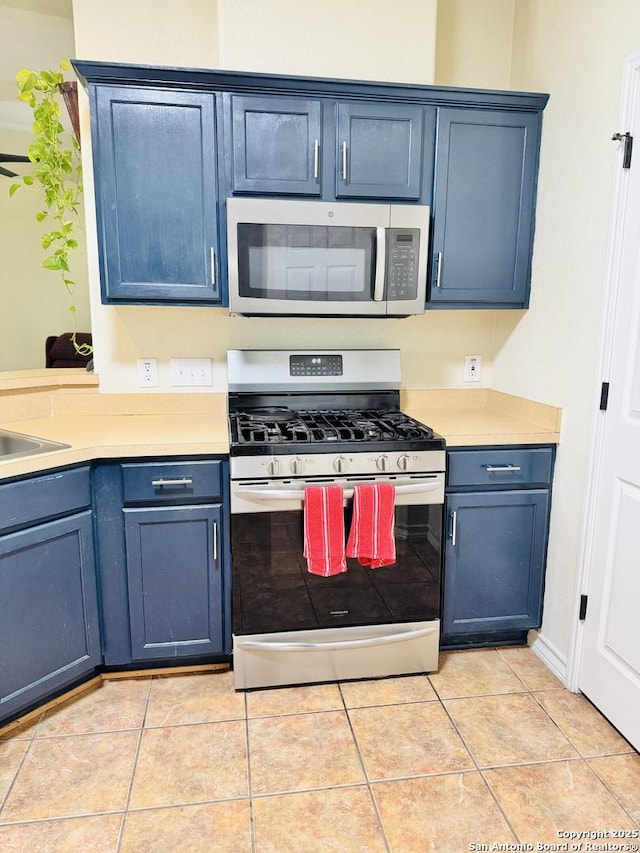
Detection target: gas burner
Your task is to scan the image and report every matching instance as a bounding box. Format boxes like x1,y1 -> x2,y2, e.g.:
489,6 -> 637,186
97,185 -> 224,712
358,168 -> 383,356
230,407 -> 437,450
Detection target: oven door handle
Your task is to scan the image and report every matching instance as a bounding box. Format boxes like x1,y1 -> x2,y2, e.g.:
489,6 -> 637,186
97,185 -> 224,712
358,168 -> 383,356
236,623 -> 438,653
235,481 -> 441,501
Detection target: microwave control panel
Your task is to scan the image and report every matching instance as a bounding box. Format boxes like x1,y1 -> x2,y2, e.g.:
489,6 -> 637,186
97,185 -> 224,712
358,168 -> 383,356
386,229 -> 420,301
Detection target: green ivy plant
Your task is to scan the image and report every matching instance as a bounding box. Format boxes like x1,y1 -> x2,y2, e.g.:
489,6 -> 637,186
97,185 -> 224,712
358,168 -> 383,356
9,60 -> 90,356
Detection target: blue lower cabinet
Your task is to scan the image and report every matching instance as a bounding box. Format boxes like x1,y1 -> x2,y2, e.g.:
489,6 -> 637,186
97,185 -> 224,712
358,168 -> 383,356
124,504 -> 224,660
0,510 -> 100,721
94,459 -> 231,667
441,446 -> 554,649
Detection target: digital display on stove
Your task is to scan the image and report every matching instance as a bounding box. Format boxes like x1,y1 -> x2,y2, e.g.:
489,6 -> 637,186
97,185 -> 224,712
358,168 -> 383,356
289,354 -> 343,377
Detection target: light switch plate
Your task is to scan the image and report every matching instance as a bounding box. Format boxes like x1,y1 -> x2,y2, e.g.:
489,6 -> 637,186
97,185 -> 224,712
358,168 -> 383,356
171,357 -> 213,387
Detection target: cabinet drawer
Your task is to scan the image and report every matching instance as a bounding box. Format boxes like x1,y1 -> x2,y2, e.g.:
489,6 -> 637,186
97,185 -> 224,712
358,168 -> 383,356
447,447 -> 554,488
122,460 -> 222,504
0,467 -> 91,533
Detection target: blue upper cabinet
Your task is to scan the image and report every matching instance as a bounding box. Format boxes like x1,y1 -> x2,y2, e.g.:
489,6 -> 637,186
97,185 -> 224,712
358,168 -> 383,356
92,86 -> 220,303
335,102 -> 425,200
74,61 -> 547,308
230,95 -> 322,195
228,94 -> 431,201
429,108 -> 542,308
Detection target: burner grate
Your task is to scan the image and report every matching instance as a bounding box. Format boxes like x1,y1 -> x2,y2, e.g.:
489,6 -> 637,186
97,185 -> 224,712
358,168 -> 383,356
231,408 -> 434,447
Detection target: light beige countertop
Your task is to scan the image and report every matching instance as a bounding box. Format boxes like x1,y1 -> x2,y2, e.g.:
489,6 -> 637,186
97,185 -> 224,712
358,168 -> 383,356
0,372 -> 229,480
0,372 -> 561,480
401,388 -> 562,448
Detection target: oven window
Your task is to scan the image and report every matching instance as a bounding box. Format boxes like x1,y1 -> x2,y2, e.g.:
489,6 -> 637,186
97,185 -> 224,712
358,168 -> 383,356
236,224 -> 376,302
232,506 -> 442,635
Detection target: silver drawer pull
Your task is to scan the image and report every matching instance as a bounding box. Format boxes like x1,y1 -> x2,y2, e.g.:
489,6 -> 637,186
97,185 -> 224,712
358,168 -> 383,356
151,478 -> 194,487
484,465 -> 522,473
449,510 -> 457,547
212,521 -> 218,561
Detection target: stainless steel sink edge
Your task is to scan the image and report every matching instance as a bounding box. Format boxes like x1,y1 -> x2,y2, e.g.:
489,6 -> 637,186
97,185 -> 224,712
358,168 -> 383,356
0,428 -> 70,460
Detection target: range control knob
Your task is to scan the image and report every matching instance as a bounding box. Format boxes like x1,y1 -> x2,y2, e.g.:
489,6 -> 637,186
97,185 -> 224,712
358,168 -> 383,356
267,458 -> 280,477
290,456 -> 304,475
376,454 -> 390,472
333,455 -> 348,474
397,454 -> 411,471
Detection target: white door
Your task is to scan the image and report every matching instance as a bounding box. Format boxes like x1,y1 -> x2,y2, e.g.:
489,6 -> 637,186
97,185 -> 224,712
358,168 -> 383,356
577,51 -> 640,750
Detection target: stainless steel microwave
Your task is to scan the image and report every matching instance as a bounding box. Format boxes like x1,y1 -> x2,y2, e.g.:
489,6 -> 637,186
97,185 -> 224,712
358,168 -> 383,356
226,197 -> 429,317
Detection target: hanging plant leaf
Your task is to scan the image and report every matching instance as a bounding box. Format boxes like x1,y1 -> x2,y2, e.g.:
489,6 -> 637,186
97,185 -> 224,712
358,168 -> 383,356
9,60 -> 89,356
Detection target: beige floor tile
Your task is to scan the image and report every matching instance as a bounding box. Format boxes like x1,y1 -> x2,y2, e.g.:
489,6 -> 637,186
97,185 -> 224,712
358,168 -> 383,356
0,814 -> 123,853
120,801 -> 252,853
246,682 -> 343,718
349,701 -> 474,780
248,710 -> 364,794
484,760 -> 637,844
35,679 -> 150,737
0,740 -> 29,804
253,786 -> 386,852
445,693 -> 577,767
429,649 -> 526,699
145,671 -> 245,727
588,754 -> 640,822
0,731 -> 139,822
497,646 -> 562,690
535,689 -> 635,757
339,674 -> 437,708
373,771 -> 517,852
129,721 -> 248,809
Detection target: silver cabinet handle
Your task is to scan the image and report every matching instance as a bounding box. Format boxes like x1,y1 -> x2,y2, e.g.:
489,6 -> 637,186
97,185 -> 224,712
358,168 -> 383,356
449,510 -> 457,547
210,247 -> 216,284
341,140 -> 348,180
435,252 -> 443,287
212,521 -> 218,561
151,478 -> 194,487
484,465 -> 522,473
313,138 -> 320,179
373,226 -> 386,302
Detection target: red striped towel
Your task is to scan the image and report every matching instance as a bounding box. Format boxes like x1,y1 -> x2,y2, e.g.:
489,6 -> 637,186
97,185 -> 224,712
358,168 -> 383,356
346,483 -> 396,568
303,486 -> 347,577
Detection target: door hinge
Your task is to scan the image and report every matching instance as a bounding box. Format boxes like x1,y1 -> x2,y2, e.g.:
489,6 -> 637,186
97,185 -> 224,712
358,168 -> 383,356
579,594 -> 588,621
599,381 -> 609,411
612,132 -> 633,169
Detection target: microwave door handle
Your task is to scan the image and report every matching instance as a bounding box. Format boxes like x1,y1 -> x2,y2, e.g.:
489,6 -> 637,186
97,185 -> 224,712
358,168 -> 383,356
373,226 -> 387,302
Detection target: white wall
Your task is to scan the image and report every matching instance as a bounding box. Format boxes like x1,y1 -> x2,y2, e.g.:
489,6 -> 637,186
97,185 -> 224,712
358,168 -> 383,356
0,3 -> 90,370
494,0 -> 640,660
435,0 -> 515,89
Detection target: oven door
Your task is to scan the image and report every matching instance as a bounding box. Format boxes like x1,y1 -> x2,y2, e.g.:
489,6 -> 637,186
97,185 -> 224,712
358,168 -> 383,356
231,474 -> 443,688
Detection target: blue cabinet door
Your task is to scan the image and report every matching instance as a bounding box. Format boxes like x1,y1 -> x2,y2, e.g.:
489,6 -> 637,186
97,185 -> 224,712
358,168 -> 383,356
429,108 -> 541,307
124,504 -> 224,660
230,95 -> 322,195
93,87 -> 220,303
336,102 -> 426,200
0,511 -> 100,721
442,490 -> 549,638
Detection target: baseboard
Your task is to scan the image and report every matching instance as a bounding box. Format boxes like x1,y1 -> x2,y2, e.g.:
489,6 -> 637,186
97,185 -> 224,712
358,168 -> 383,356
530,632 -> 569,687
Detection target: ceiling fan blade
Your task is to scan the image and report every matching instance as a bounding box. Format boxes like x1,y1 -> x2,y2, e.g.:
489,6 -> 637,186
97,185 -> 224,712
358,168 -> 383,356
0,165 -> 19,178
0,154 -> 30,164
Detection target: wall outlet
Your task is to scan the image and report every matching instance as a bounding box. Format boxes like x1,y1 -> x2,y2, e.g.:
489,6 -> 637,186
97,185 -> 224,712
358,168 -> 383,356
464,355 -> 481,383
137,358 -> 158,387
171,357 -> 213,387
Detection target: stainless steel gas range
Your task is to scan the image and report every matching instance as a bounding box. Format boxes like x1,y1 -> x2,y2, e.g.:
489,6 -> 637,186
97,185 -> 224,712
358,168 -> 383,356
227,349 -> 446,689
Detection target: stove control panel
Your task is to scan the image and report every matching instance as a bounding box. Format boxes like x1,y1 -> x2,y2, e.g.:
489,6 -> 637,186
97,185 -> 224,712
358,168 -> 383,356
289,354 -> 343,377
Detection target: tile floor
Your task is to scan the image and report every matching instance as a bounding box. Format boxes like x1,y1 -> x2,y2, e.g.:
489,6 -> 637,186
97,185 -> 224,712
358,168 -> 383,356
1,647 -> 639,852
